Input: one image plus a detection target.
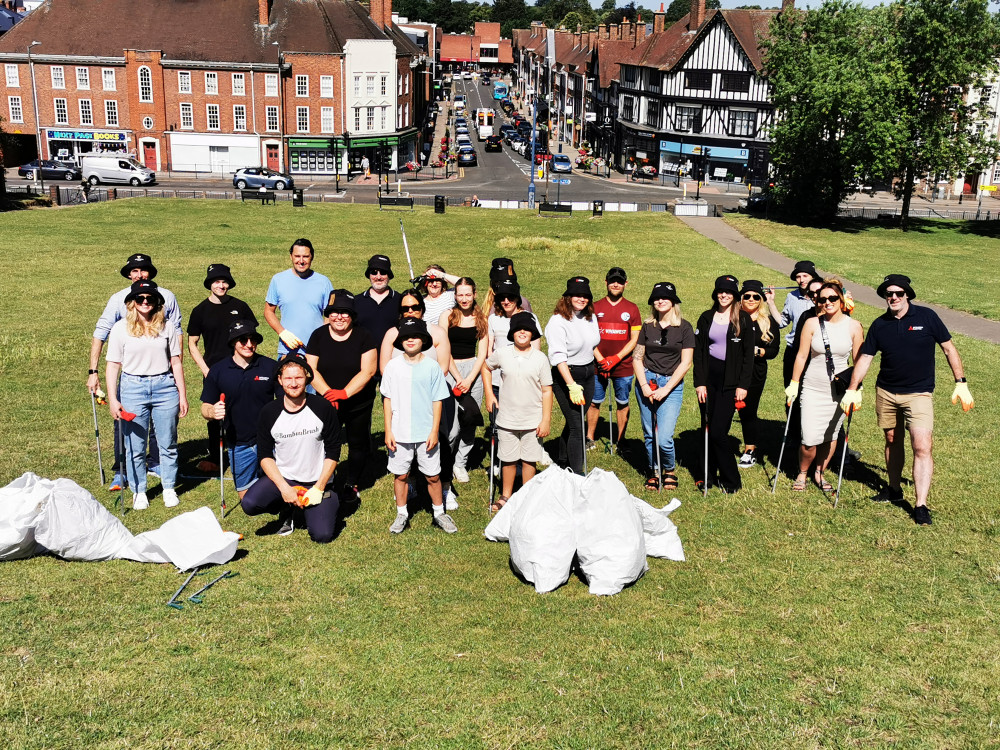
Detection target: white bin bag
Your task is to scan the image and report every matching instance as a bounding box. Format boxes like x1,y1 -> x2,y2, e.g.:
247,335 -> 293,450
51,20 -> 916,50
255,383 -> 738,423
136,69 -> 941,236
0,472 -> 48,560
632,497 -> 685,562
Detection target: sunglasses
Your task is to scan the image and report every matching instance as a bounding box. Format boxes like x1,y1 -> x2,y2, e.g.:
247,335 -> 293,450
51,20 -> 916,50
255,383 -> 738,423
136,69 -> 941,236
135,295 -> 155,304
806,290 -> 821,298
234,336 -> 257,346
885,290 -> 907,299
819,295 -> 840,303
328,311 -> 352,318
400,304 -> 422,312
498,295 -> 518,303
741,293 -> 761,301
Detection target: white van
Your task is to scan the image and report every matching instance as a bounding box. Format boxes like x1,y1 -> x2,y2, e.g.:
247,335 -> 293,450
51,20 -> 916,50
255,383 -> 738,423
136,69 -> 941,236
81,154 -> 156,186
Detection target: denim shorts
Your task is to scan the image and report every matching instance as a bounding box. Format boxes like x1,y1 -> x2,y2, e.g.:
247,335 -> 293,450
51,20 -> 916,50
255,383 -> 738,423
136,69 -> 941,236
229,442 -> 260,492
593,374 -> 633,407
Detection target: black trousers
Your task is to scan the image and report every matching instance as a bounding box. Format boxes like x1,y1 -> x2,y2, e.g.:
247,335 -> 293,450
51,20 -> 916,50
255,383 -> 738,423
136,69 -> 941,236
740,379 -> 766,448
338,401 -> 373,488
551,363 -> 596,474
703,357 -> 741,491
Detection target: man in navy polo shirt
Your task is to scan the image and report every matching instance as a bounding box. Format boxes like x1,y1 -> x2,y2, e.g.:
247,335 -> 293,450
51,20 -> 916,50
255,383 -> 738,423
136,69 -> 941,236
842,274 -> 974,525
354,254 -> 401,364
200,320 -> 280,499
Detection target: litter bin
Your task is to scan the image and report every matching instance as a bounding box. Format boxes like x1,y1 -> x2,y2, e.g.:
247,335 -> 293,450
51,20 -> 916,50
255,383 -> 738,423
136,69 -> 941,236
593,199 -> 604,217
434,194 -> 446,214
292,188 -> 304,207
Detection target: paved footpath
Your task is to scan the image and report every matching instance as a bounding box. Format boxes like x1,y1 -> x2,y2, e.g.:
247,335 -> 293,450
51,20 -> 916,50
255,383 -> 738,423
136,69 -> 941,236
678,216 -> 1000,345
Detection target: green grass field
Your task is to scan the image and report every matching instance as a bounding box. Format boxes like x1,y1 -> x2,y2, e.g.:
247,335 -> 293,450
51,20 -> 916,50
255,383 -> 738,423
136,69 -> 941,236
1,201 -> 998,748
725,214 -> 1000,321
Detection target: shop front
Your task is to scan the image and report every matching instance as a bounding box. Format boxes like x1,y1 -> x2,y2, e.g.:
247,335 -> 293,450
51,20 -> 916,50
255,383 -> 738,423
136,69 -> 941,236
167,133 -> 260,174
659,140 -> 760,184
619,125 -> 659,174
45,128 -> 129,161
343,129 -> 419,176
289,137 -> 344,175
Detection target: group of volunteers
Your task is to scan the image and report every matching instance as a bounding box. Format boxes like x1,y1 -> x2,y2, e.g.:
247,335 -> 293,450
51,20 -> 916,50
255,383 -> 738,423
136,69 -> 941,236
85,245 -> 974,542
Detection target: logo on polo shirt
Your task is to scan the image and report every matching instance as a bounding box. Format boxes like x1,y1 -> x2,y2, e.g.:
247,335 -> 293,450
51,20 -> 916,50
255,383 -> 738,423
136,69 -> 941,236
909,326 -> 923,331
621,312 -> 631,322
254,376 -> 271,381
230,309 -> 239,315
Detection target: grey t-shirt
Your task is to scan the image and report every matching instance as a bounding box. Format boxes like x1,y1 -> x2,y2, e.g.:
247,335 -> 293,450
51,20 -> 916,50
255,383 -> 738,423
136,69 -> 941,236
486,347 -> 553,430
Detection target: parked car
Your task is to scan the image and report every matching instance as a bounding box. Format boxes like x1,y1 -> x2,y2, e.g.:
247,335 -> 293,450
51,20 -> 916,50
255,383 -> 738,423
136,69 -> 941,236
456,134 -> 472,146
457,146 -> 478,166
499,124 -> 515,139
551,153 -> 573,173
456,126 -> 470,136
484,136 -> 503,153
81,154 -> 156,186
512,137 -> 528,155
17,159 -> 82,181
462,71 -> 473,79
481,77 -> 491,86
232,167 -> 294,190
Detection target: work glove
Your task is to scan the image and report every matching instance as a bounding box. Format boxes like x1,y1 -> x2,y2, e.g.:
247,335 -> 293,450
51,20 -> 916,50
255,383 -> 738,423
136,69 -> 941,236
303,487 -> 324,507
94,387 -> 108,406
597,355 -> 620,373
784,381 -> 800,407
951,382 -> 974,412
324,388 -> 347,404
840,388 -> 862,414
278,329 -> 303,350
567,382 -> 585,406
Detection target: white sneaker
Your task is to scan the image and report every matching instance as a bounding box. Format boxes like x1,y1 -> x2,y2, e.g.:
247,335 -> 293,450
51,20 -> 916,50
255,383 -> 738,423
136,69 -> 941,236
452,465 -> 470,483
389,513 -> 409,534
445,487 -> 459,510
434,512 -> 458,534
162,488 -> 179,508
132,492 -> 149,510
737,451 -> 757,469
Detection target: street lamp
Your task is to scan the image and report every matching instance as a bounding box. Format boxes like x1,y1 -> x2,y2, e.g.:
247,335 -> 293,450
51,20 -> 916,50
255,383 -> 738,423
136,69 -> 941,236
272,42 -> 286,172
27,40 -> 44,193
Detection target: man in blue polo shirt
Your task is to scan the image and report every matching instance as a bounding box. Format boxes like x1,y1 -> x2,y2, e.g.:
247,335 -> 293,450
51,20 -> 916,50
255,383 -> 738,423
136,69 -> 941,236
264,238 -> 333,357
842,274 -> 974,525
201,320 -> 280,498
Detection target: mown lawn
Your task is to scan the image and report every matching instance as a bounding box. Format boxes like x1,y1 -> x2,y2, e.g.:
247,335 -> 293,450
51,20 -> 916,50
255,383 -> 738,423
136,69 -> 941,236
1,201 -> 998,749
726,214 -> 1000,321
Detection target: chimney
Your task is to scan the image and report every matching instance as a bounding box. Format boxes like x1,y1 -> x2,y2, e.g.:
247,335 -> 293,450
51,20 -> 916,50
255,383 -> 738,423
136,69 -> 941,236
654,10 -> 665,34
610,24 -> 619,41
636,21 -> 646,44
622,19 -> 632,42
257,0 -> 270,25
689,0 -> 705,30
781,0 -> 795,11
600,24 -> 609,40
369,0 -> 392,30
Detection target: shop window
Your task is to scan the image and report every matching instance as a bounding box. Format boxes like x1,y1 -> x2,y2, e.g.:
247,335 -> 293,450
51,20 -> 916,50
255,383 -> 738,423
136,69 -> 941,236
105,100 -> 119,127
79,99 -> 93,126
321,106 -> 334,133
684,70 -> 711,91
232,73 -> 245,96
178,71 -> 192,94
103,69 -> 116,91
54,97 -> 68,125
320,75 -> 333,98
265,74 -> 278,97
205,72 -> 218,95
207,103 -> 220,130
297,106 -> 309,133
51,66 -> 65,89
8,96 -> 22,123
5,64 -> 18,88
234,105 -> 247,131
180,103 -> 193,129
266,105 -> 279,132
138,66 -> 153,102
296,75 -> 308,97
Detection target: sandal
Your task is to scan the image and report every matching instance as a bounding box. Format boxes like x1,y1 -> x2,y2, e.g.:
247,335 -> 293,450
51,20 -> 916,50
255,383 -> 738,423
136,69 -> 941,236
792,472 -> 808,492
644,475 -> 660,491
490,495 -> 508,513
661,471 -> 679,490
813,470 -> 834,493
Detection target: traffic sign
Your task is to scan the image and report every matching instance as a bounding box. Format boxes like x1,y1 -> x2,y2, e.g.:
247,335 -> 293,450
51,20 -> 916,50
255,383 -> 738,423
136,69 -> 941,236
554,178 -> 571,185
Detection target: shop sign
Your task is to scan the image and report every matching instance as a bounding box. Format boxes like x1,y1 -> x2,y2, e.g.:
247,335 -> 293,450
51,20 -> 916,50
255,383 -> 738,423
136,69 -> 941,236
48,130 -> 127,142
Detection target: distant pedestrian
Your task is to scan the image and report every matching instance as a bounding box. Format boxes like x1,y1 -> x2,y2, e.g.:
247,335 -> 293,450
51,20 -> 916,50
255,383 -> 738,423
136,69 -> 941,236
842,275 -> 973,525
264,238 -> 332,358
362,155 -> 371,179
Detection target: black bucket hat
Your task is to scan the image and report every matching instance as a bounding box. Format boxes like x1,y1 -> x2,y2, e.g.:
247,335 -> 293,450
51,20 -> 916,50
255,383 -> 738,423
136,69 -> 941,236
227,319 -> 263,346
740,280 -> 766,297
365,254 -> 394,279
323,289 -> 356,318
790,260 -> 819,282
120,253 -> 157,279
492,277 -> 521,299
204,263 -> 236,290
876,273 -> 915,300
276,353 -> 314,382
507,311 -> 541,341
490,257 -> 516,282
606,267 -> 628,284
393,318 -> 433,351
648,281 -> 681,305
713,275 -> 740,298
563,276 -> 592,300
124,280 -> 164,306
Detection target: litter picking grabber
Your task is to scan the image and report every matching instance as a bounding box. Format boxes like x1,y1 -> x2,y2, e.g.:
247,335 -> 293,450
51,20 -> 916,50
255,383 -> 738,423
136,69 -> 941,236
580,401 -> 588,475
399,218 -> 416,282
488,405 -> 498,513
116,408 -> 137,515
607,397 -> 616,455
187,570 -> 238,604
167,567 -> 199,610
833,405 -> 855,509
90,391 -> 106,485
649,382 -> 662,493
218,394 -> 227,520
701,403 -> 709,497
771,403 -> 795,495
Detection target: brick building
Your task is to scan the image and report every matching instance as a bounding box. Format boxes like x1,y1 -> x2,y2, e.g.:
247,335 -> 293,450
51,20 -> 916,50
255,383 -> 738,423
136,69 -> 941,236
0,0 -> 428,176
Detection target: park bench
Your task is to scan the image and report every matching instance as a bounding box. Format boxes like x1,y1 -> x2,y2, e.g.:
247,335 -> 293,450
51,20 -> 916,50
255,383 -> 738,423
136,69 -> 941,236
539,202 -> 572,217
241,189 -> 276,204
378,195 -> 414,211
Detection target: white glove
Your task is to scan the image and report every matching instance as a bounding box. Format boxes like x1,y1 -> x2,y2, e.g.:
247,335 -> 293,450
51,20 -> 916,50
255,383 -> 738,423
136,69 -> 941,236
278,329 -> 303,350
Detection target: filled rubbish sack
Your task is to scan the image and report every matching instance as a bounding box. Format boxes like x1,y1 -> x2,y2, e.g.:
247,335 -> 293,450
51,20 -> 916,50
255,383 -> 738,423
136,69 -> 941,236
0,473 -> 239,570
484,466 -> 684,596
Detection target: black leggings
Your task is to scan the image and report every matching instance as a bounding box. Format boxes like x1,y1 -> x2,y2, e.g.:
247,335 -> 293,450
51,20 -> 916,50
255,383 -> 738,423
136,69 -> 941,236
551,363 -> 596,474
740,379 -> 766,448
703,357 -> 741,490
338,401 -> 373,488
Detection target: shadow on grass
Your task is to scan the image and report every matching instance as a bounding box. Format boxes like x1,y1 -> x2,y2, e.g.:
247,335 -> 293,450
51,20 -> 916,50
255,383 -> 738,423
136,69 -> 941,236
746,211 -> 1000,236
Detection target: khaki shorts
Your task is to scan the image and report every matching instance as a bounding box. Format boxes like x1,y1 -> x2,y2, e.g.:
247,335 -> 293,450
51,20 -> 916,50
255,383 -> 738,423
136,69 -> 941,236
497,426 -> 546,463
875,388 -> 934,432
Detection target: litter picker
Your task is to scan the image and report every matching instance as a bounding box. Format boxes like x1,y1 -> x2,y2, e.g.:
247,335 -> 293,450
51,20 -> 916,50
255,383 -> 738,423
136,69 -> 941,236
488,405 -> 498,513
218,394 -> 227,520
771,403 -> 795,495
187,571 -> 238,604
833,405 -> 855,509
116,409 -> 137,516
607,397 -> 616,455
167,567 -> 199,610
648,382 -> 663,493
399,218 -> 416,282
90,391 -> 106,485
701,403 -> 709,497
580,401 -> 588,475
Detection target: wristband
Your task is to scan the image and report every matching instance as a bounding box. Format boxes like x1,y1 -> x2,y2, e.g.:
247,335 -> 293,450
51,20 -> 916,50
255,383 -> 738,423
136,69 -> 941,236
956,377 -> 967,383
88,369 -> 98,374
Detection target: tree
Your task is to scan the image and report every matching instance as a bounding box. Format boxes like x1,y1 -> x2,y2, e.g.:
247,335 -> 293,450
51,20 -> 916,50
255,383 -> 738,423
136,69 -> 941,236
604,1 -> 637,25
493,0 -> 531,37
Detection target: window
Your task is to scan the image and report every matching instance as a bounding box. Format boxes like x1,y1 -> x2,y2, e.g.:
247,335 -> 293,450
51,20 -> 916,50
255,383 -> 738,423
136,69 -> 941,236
180,103 -> 193,129
51,66 -> 65,89
8,96 -> 22,123
353,75 -> 361,96
297,106 -> 309,133
266,105 -> 279,131
54,98 -> 68,125
5,64 -> 18,87
354,107 -> 360,130
367,75 -> 375,96
644,104 -> 660,129
76,67 -> 90,89
381,75 -> 387,96
234,104 -> 247,131
727,109 -> 756,136
232,73 -> 245,96
397,74 -> 402,95
380,106 -> 387,129
647,71 -> 660,93
138,66 -> 152,102
103,68 -> 116,91
404,74 -> 409,95
320,75 -> 333,98
205,72 -> 218,95
296,75 -> 308,97
993,162 -> 1000,183
265,73 -> 278,97
685,70 -> 711,90
367,106 -> 375,130
675,105 -> 701,132
720,73 -> 750,93
321,106 -> 334,133
622,95 -> 635,121
178,71 -> 192,93
207,103 -> 220,130
105,99 -> 119,127
79,99 -> 93,126
622,66 -> 637,88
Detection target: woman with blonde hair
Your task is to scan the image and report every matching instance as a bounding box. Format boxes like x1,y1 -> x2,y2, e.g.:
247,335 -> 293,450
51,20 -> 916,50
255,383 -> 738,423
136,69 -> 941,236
737,280 -> 781,469
105,281 -> 187,510
785,279 -> 864,492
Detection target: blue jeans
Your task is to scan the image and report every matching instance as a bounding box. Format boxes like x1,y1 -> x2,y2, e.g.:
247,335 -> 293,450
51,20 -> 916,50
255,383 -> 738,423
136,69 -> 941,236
635,375 -> 684,475
592,373 -> 633,406
119,372 -> 179,493
229,443 -> 260,492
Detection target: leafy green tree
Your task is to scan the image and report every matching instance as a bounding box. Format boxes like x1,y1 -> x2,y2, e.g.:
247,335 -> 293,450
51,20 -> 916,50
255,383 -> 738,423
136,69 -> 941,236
604,2 -> 637,25
493,0 -> 531,37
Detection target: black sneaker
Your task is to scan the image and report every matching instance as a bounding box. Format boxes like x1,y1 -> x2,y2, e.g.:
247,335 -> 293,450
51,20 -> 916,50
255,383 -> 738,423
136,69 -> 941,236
872,485 -> 904,503
913,505 -> 932,526
277,512 -> 295,536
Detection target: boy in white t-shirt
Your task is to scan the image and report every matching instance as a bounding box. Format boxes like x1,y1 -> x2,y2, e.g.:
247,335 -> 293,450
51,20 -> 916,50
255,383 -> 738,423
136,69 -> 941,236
483,312 -> 552,511
381,318 -> 454,534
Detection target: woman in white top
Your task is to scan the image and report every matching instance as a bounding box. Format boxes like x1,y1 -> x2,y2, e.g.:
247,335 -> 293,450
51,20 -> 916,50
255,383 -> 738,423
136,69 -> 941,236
420,264 -> 457,324
786,279 -> 864,492
544,276 -> 601,474
105,281 -> 188,510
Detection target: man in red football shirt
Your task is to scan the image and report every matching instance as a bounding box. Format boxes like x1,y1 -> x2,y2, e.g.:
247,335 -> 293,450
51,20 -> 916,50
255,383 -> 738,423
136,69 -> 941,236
587,267 -> 641,449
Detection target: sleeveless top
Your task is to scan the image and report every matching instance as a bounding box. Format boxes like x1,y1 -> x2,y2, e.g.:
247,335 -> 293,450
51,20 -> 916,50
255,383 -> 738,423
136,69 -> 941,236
448,324 -> 479,359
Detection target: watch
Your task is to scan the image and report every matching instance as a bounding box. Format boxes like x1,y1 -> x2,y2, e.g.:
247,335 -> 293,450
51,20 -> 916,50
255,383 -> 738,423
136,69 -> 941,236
956,377 -> 967,383
88,369 -> 98,374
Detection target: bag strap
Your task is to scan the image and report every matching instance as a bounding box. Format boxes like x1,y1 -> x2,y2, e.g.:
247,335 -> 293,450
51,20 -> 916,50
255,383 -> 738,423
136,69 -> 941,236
818,318 -> 836,382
